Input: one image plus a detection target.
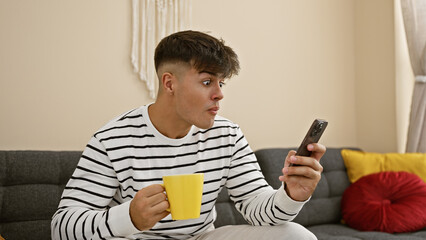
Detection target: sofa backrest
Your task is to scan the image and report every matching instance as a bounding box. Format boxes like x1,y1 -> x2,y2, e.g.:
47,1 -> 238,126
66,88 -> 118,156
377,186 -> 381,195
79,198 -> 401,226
0,151 -> 81,240
256,147 -> 356,226
214,147 -> 357,227
0,148 -> 356,239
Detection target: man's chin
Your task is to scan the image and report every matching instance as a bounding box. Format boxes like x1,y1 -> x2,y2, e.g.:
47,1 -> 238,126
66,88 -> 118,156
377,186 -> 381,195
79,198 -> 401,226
194,120 -> 215,130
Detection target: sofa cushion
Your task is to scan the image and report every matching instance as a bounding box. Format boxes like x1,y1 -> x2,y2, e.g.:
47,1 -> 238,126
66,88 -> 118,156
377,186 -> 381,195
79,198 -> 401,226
309,224 -> 426,240
341,149 -> 426,183
0,151 -> 81,240
341,171 -> 426,233
214,186 -> 247,227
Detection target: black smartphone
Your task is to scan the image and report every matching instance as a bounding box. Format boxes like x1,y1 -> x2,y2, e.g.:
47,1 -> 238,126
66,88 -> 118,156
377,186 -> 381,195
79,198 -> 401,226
289,119 -> 328,166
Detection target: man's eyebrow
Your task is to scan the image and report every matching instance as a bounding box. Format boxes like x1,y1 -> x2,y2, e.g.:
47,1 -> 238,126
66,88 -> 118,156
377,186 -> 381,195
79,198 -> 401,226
199,71 -> 218,77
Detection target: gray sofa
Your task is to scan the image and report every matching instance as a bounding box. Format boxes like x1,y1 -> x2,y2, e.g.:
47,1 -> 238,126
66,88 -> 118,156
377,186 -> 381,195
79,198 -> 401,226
1,148 -> 425,240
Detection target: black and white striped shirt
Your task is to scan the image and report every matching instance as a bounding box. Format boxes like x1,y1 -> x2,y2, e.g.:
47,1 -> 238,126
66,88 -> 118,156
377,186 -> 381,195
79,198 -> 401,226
51,104 -> 306,239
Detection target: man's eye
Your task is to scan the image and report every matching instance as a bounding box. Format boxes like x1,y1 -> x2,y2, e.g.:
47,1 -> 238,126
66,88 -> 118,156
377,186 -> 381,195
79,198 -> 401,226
219,82 -> 226,88
203,80 -> 211,86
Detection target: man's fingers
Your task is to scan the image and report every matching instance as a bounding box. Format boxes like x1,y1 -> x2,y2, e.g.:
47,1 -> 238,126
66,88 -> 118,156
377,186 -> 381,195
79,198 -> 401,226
136,184 -> 169,212
284,150 -> 297,167
148,192 -> 168,209
130,184 -> 170,231
289,156 -> 323,171
151,198 -> 170,214
287,164 -> 322,180
308,143 -> 326,161
139,184 -> 165,198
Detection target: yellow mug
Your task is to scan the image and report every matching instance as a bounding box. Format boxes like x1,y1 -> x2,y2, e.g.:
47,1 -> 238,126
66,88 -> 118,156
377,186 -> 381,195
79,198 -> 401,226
162,173 -> 204,220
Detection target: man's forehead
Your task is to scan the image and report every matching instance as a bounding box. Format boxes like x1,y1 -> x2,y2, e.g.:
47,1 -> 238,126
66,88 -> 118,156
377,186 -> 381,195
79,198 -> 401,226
198,70 -> 218,77
197,70 -> 227,80
159,61 -> 225,79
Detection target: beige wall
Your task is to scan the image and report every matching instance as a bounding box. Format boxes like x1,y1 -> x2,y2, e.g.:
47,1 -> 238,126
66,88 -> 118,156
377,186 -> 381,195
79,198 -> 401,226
354,0 -> 397,153
192,0 -> 357,151
0,0 -> 406,153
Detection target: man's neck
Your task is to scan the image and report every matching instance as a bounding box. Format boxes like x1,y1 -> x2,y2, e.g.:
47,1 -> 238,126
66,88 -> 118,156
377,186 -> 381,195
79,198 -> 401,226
148,101 -> 192,139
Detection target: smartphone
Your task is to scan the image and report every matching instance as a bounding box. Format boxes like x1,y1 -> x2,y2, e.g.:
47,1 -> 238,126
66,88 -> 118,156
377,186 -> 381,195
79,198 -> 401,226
289,119 -> 328,166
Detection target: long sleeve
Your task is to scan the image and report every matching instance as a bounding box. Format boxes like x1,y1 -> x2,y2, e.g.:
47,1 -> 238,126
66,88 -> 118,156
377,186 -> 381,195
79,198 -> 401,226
51,105 -> 305,239
51,137 -> 139,239
225,129 -> 307,226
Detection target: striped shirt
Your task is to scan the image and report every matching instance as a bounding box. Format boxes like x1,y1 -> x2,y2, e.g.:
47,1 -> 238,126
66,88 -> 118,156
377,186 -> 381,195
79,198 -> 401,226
51,104 -> 306,240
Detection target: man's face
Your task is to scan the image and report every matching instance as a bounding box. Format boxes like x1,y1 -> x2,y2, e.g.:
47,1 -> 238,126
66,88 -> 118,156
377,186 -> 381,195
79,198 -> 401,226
173,67 -> 225,130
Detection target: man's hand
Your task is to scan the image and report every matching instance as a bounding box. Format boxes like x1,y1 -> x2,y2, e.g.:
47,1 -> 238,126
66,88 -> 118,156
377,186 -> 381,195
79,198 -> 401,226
129,184 -> 170,230
279,143 -> 325,201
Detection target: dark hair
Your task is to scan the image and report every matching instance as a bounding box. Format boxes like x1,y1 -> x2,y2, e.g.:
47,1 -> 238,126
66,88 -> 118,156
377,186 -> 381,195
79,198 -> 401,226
154,30 -> 240,79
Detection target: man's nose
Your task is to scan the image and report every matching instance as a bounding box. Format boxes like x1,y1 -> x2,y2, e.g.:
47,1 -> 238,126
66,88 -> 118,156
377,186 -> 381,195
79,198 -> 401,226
211,83 -> 224,101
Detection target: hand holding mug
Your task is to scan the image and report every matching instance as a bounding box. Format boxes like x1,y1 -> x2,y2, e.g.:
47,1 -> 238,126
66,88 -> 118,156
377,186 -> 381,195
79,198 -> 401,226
129,173 -> 204,230
129,184 -> 170,231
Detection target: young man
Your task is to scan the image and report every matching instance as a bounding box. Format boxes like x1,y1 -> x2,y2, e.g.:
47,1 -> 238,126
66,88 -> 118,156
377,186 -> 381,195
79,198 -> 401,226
51,30 -> 325,240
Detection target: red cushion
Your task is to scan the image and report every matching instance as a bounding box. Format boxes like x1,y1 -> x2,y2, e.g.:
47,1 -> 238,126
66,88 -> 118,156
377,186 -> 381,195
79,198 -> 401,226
341,171 -> 426,233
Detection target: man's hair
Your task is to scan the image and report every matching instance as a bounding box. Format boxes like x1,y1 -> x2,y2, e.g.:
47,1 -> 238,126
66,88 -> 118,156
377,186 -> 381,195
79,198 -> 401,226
154,30 -> 240,79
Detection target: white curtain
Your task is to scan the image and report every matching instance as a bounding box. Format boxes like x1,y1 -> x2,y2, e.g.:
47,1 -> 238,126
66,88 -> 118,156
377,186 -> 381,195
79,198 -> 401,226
131,0 -> 191,99
401,0 -> 426,153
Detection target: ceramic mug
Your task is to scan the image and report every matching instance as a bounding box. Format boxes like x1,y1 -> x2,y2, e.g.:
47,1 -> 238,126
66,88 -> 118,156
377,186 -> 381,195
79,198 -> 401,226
162,173 -> 204,220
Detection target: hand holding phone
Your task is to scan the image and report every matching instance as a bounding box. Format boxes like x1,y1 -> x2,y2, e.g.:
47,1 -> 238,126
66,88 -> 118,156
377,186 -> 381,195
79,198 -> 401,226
289,119 -> 328,166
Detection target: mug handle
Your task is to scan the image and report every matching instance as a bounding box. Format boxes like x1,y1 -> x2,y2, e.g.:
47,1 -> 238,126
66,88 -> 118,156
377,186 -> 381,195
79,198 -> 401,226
160,184 -> 171,212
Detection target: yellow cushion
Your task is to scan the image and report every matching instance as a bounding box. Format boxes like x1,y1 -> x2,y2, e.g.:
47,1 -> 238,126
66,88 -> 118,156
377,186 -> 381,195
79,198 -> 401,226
341,149 -> 426,183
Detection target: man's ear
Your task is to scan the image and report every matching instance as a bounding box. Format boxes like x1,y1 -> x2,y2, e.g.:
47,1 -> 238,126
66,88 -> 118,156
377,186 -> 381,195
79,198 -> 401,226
161,72 -> 175,95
